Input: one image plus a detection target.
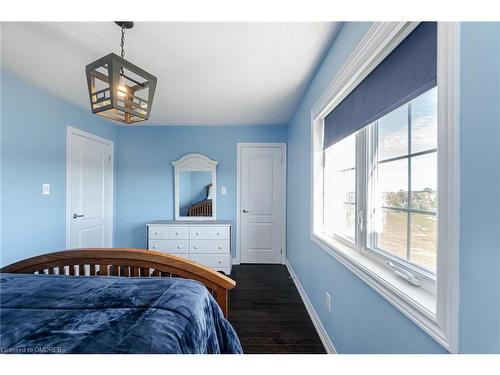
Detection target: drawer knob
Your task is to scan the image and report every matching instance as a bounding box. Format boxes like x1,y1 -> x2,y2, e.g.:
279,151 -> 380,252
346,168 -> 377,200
194,246 -> 198,250
177,246 -> 181,249
218,246 -> 222,250
216,232 -> 220,235
155,231 -> 159,235
175,231 -> 179,235
153,246 -> 158,249
196,232 -> 199,235
218,260 -> 222,264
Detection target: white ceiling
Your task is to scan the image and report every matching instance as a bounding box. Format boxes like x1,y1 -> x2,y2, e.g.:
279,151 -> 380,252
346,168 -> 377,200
1,22 -> 340,126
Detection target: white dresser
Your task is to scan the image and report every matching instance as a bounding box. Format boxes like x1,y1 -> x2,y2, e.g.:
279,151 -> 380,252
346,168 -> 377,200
147,220 -> 232,274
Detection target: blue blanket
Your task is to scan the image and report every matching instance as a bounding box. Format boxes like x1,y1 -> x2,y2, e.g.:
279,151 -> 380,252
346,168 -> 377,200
0,273 -> 242,354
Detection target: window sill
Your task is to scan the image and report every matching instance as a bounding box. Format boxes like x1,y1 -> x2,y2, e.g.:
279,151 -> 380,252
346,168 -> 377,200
311,231 -> 450,350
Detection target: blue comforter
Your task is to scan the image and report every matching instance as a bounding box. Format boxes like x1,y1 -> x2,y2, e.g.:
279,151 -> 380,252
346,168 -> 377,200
0,273 -> 242,354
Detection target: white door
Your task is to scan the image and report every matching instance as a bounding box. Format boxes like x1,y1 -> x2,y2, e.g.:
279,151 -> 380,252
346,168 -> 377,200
67,127 -> 113,248
239,144 -> 286,264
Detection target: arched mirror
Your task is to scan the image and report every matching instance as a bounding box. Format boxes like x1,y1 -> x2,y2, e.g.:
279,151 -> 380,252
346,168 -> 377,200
172,153 -> 218,220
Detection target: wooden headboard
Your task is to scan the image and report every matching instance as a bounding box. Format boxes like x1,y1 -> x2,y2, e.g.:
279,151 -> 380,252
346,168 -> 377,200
188,199 -> 212,216
0,248 -> 236,317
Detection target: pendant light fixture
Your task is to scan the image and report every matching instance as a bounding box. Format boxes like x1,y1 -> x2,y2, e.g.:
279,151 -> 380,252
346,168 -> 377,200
85,22 -> 157,124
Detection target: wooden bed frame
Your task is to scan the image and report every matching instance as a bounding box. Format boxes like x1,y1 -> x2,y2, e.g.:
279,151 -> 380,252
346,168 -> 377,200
0,248 -> 236,317
188,199 -> 212,216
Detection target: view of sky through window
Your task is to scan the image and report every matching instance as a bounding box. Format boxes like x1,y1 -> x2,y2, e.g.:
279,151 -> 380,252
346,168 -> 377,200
373,87 -> 438,272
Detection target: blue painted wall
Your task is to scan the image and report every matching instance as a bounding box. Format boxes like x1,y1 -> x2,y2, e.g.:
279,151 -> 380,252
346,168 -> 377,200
0,69 -> 118,266
286,22 -> 446,354
458,22 -> 500,353
286,21 -> 500,354
0,69 -> 286,263
115,125 -> 287,255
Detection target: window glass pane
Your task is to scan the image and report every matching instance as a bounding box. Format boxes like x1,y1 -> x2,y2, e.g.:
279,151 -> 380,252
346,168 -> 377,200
343,169 -> 356,203
324,133 -> 356,242
375,209 -> 408,259
410,213 -> 437,272
340,135 -> 356,170
343,203 -> 356,239
377,105 -> 408,161
376,159 -> 408,209
411,87 -> 438,154
366,87 -> 438,276
411,152 -> 437,211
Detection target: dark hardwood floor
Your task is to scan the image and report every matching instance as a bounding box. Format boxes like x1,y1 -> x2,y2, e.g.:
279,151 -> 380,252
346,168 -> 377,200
228,264 -> 326,354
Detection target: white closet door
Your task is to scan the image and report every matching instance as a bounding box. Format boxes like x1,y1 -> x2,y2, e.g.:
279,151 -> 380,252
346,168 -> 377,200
239,144 -> 285,264
67,128 -> 113,248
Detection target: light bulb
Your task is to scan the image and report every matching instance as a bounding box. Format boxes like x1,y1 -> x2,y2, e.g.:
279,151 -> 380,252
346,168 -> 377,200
117,76 -> 128,97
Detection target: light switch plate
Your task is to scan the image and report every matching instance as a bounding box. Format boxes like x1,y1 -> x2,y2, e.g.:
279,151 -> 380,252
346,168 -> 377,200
221,186 -> 227,195
42,184 -> 50,196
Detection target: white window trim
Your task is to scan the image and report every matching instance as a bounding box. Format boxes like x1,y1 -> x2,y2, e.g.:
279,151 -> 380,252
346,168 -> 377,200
310,22 -> 459,353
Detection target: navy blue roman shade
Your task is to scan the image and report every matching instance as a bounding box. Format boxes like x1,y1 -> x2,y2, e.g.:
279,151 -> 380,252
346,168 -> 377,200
323,22 -> 437,148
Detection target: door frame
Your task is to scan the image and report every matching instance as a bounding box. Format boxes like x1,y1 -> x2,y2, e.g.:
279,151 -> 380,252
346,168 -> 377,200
66,126 -> 114,249
236,142 -> 287,265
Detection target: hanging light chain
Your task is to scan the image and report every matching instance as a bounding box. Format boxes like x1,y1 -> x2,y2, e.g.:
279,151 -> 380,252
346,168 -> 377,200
120,25 -> 126,59
119,25 -> 126,78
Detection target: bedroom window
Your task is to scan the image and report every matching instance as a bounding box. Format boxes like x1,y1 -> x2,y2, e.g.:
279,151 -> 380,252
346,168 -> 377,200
321,88 -> 437,292
311,22 -> 459,352
367,87 -> 438,275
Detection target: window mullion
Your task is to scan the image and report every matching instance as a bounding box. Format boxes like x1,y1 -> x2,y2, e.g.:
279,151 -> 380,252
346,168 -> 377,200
371,122 -> 378,250
407,103 -> 412,261
356,128 -> 368,252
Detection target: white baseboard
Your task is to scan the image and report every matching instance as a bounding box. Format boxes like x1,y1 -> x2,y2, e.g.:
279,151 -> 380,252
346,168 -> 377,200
285,259 -> 337,354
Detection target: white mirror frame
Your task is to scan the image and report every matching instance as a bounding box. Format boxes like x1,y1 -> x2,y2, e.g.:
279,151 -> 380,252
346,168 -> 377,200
172,153 -> 218,221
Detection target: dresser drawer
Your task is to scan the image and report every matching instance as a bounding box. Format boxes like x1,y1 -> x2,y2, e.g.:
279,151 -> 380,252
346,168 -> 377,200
209,227 -> 230,240
167,227 -> 188,240
148,227 -> 169,240
190,240 -> 229,254
149,240 -> 188,255
189,254 -> 230,269
189,227 -> 210,240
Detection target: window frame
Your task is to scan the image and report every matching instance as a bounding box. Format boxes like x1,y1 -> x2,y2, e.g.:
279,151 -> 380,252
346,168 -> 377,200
366,99 -> 439,276
310,22 -> 459,352
365,95 -> 439,281
324,113 -> 439,296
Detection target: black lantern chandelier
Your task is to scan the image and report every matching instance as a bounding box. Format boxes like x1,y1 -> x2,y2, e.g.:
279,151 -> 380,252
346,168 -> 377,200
85,22 -> 157,125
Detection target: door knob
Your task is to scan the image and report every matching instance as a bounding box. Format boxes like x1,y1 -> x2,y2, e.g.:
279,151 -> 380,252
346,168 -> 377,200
242,209 -> 249,213
73,214 -> 85,219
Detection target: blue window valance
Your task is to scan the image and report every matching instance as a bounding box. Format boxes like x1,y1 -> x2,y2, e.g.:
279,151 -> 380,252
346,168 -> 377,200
324,22 -> 437,148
